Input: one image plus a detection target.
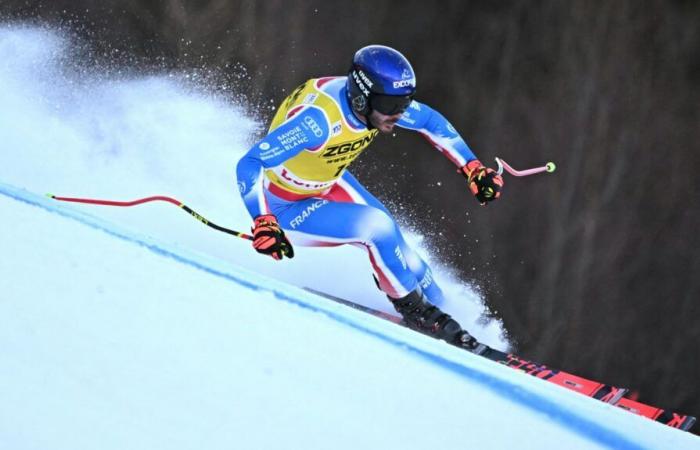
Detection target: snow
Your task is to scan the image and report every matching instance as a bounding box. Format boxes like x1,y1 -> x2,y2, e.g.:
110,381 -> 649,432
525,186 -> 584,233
0,23 -> 506,348
3,183 -> 700,450
1,25 -> 699,450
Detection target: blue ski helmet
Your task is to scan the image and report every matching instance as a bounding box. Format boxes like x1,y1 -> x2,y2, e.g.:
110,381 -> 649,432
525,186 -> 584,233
346,45 -> 416,117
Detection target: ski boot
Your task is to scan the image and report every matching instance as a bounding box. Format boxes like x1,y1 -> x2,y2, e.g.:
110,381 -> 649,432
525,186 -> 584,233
389,289 -> 480,352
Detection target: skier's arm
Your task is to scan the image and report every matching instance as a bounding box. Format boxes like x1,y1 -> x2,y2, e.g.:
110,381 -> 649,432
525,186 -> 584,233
397,101 -> 503,204
397,100 -> 477,167
236,105 -> 330,218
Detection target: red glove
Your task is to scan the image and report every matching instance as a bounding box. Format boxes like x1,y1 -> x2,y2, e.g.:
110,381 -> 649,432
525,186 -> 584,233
461,159 -> 504,205
252,214 -> 294,260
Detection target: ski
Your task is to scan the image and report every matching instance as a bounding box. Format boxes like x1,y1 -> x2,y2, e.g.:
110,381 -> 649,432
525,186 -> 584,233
305,289 -> 626,404
306,288 -> 695,432
615,397 -> 696,431
476,346 -> 627,404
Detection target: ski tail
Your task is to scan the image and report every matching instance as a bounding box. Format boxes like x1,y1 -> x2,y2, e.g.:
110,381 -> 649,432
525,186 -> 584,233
616,397 -> 696,431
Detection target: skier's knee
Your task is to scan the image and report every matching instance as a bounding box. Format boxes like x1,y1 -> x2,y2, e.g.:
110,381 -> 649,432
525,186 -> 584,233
361,208 -> 396,241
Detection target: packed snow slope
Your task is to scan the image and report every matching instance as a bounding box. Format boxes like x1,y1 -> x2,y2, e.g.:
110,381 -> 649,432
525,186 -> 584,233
3,183 -> 700,450
2,24 -> 700,450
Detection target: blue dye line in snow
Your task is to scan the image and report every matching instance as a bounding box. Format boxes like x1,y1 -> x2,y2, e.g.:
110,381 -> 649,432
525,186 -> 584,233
0,181 -> 648,450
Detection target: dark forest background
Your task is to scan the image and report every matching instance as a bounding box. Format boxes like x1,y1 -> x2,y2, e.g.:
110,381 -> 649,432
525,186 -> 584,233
2,0 -> 698,424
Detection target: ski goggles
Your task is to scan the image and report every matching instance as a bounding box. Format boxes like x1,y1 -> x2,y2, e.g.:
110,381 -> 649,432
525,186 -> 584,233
371,93 -> 414,116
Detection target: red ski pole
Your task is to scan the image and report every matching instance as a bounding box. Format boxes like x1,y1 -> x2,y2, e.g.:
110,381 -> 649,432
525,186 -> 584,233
495,157 -> 556,177
47,194 -> 253,241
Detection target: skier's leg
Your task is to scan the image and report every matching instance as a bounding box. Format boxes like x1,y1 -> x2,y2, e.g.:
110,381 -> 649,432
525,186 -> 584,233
328,171 -> 447,306
319,173 -> 481,350
263,180 -> 477,351
264,189 -> 419,298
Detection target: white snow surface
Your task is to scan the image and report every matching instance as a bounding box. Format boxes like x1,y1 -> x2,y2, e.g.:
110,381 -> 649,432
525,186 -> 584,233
1,25 -> 699,450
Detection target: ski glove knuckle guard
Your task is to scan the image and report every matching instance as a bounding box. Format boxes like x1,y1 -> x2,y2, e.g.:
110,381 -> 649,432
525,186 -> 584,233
252,214 -> 294,260
461,159 -> 504,205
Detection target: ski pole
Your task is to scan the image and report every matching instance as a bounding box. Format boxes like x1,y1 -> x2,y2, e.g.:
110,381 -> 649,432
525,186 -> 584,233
495,157 -> 556,177
47,194 -> 253,241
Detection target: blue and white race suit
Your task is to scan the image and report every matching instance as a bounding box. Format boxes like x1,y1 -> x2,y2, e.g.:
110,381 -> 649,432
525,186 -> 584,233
236,76 -> 478,304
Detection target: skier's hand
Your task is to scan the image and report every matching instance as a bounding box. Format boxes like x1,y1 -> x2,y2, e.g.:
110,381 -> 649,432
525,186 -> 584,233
252,214 -> 294,260
461,159 -> 504,205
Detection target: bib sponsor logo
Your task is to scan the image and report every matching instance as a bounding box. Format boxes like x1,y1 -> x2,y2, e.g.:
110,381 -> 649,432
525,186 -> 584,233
302,93 -> 318,104
331,121 -> 342,136
322,134 -> 375,158
276,125 -> 308,150
303,115 -> 323,138
285,82 -> 306,108
275,167 -> 336,191
258,141 -> 286,162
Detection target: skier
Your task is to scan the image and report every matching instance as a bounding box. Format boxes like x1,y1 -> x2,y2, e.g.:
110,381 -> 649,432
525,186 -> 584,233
236,45 -> 503,351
